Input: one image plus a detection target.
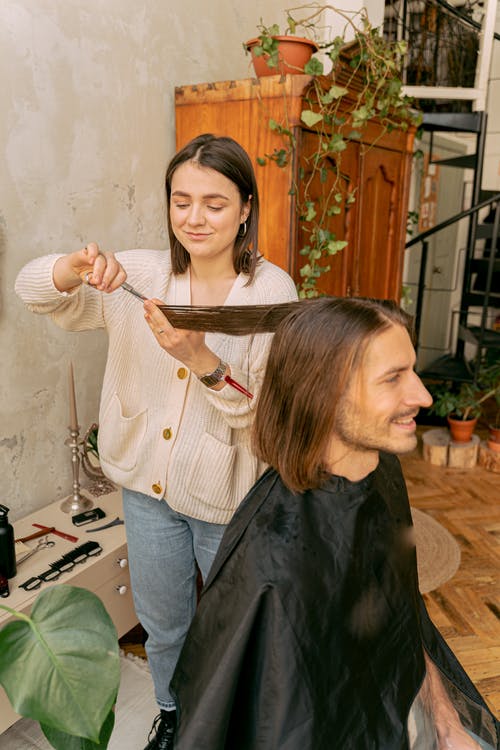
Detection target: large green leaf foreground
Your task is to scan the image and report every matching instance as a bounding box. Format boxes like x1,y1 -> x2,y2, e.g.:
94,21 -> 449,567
0,585 -> 120,744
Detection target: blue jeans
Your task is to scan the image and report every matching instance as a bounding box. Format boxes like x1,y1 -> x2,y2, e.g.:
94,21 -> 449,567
122,488 -> 226,710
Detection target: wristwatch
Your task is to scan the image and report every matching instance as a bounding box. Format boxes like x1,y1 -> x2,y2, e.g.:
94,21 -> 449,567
198,359 -> 227,388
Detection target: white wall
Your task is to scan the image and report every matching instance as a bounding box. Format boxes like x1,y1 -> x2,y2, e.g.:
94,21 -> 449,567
483,2 -> 500,191
3,0 -> 334,520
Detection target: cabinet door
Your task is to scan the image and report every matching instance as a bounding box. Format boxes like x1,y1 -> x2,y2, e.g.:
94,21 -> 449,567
296,130 -> 359,296
352,145 -> 409,300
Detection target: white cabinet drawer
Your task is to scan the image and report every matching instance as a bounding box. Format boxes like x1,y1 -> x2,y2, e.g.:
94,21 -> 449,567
69,542 -> 130,590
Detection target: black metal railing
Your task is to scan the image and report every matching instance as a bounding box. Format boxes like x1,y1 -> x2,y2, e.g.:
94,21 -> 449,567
384,0 -> 500,113
406,191 -> 500,379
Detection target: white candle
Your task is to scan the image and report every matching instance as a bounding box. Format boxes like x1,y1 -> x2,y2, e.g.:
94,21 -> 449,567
68,362 -> 79,430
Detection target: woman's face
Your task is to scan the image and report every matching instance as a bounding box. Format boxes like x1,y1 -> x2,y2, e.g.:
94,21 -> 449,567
169,160 -> 250,269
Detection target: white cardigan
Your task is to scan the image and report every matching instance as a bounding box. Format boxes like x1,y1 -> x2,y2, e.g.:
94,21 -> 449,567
15,249 -> 298,524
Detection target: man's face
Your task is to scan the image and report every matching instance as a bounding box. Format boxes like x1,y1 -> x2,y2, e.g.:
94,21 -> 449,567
334,324 -> 433,457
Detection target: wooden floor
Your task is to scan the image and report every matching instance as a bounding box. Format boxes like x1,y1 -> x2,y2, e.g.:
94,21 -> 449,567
400,428 -> 500,717
121,427 -> 500,717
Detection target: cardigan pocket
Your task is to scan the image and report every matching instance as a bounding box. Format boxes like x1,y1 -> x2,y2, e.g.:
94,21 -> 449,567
98,393 -> 148,473
186,432 -> 237,511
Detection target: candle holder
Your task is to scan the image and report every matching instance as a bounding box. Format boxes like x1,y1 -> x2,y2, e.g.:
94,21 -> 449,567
81,423 -> 116,497
60,426 -> 93,513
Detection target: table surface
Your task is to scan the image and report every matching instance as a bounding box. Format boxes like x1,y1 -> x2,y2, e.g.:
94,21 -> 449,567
0,488 -> 126,624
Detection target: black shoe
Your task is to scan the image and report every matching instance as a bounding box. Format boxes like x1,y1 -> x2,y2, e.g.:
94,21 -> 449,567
144,709 -> 176,750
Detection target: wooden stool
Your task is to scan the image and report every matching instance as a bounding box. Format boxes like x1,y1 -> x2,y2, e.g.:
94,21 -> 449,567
422,429 -> 480,469
478,441 -> 500,473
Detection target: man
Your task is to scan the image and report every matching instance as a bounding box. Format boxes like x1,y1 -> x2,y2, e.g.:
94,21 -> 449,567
170,297 -> 499,749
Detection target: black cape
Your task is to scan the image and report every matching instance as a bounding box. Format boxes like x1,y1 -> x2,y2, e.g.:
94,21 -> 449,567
171,453 -> 498,749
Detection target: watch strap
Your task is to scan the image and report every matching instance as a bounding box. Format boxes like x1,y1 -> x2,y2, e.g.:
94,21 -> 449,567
198,360 -> 227,388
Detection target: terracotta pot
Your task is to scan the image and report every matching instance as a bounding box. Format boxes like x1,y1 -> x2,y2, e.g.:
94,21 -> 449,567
447,415 -> 477,443
488,425 -> 500,443
245,36 -> 318,77
487,438 -> 500,452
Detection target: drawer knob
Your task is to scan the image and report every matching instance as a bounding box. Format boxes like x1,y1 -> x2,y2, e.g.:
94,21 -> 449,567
117,558 -> 128,569
116,584 -> 128,596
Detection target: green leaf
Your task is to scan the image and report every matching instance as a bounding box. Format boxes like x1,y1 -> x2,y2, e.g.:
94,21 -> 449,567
304,57 -> 323,76
321,85 -> 348,104
352,105 -> 373,125
256,157 -> 267,166
300,110 -> 323,128
327,133 -> 347,153
42,710 -> 115,750
0,586 -> 120,743
299,264 -> 312,277
274,149 -> 288,167
327,205 -> 341,216
304,203 -> 317,221
327,240 -> 348,255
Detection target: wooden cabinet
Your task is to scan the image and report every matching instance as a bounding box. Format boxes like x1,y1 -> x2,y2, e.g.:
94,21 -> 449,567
175,75 -> 415,300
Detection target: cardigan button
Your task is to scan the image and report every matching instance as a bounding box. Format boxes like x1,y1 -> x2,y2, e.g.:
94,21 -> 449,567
162,428 -> 172,440
177,367 -> 188,379
151,483 -> 163,495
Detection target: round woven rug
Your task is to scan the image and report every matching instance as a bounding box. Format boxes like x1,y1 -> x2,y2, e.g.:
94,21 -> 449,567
411,507 -> 461,594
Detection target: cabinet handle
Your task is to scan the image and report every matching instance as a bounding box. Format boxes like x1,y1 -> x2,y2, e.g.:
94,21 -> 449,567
116,585 -> 128,596
117,558 -> 128,569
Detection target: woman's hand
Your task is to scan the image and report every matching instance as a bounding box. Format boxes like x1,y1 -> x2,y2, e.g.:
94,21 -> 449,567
144,299 -> 222,378
53,242 -> 127,293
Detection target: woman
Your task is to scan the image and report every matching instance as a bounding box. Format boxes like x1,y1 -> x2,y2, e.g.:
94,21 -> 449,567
15,133 -> 298,750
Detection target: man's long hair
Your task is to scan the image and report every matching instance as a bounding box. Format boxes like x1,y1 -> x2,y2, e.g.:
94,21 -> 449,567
252,297 -> 412,492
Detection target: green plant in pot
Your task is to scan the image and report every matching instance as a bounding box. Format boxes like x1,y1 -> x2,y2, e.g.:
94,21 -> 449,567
477,360 -> 500,450
244,4 -> 419,298
0,585 -> 120,749
429,378 -> 499,444
245,18 -> 319,77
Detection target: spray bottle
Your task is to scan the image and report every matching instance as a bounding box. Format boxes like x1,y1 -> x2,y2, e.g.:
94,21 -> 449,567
0,504 -> 16,579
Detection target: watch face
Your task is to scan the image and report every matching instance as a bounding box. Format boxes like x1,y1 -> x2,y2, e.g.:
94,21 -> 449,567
199,361 -> 226,387
200,374 -> 219,387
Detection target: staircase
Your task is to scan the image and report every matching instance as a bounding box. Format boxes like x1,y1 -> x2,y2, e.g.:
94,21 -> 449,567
384,0 -> 500,383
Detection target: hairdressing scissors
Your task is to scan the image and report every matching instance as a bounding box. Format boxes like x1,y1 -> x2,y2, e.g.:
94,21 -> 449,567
17,536 -> 56,566
120,281 -> 148,301
82,272 -> 148,302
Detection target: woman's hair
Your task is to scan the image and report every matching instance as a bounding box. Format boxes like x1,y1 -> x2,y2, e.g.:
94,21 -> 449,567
165,133 -> 260,281
252,297 -> 412,493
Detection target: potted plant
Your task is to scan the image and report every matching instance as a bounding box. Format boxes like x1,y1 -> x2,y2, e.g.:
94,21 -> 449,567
477,360 -> 500,451
245,19 -> 319,77
429,377 -> 500,443
0,585 -> 120,749
244,4 -> 419,298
